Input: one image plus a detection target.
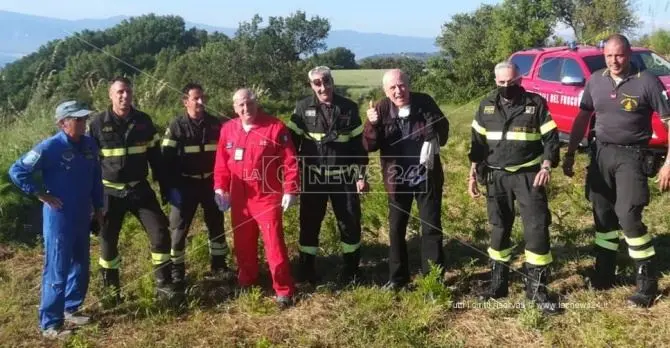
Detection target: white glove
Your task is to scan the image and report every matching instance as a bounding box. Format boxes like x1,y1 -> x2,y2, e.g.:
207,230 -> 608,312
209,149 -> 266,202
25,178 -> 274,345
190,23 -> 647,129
214,189 -> 230,212
281,194 -> 297,212
419,139 -> 438,170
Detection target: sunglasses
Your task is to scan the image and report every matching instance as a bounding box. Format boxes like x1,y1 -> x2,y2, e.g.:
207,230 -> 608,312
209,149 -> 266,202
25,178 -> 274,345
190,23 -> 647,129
311,76 -> 332,87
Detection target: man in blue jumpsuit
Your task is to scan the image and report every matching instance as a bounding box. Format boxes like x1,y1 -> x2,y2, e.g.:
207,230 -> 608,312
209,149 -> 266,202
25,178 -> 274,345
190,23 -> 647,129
8,100 -> 104,338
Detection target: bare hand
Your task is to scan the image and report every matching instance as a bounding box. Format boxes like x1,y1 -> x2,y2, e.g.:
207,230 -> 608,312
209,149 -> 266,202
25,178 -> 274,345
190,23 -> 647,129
367,100 -> 379,125
658,164 -> 670,191
356,179 -> 369,194
533,168 -> 551,187
562,154 -> 575,177
37,193 -> 63,209
468,177 -> 481,199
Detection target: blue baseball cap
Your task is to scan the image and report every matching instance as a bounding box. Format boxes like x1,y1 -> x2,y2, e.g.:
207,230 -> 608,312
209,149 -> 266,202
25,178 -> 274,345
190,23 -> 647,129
55,100 -> 93,122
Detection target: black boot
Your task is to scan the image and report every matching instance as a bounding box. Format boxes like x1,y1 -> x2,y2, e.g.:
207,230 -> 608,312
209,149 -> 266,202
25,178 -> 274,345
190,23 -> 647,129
100,268 -> 122,307
172,262 -> 186,294
524,264 -> 562,315
627,259 -> 658,308
154,262 -> 178,302
296,252 -> 320,285
206,255 -> 236,283
479,260 -> 509,300
590,248 -> 617,290
339,249 -> 362,284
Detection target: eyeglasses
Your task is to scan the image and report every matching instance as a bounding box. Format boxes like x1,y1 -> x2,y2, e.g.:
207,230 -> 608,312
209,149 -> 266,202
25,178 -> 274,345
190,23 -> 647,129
311,76 -> 332,87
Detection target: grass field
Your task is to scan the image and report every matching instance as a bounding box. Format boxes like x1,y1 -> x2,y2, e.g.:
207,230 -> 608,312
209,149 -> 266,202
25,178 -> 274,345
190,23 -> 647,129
4,96 -> 670,347
332,69 -> 387,87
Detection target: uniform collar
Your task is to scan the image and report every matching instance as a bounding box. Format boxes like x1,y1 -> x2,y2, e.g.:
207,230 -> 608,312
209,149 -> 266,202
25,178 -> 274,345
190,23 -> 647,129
182,112 -> 208,126
601,64 -> 641,80
106,107 -> 136,124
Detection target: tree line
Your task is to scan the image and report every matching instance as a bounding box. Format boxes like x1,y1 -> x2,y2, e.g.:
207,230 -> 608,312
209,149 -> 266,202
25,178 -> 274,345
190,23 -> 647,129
0,0 -> 656,116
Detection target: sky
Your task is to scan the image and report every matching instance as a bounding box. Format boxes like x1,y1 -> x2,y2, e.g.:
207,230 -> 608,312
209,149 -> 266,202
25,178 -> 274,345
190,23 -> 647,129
1,0 -> 670,38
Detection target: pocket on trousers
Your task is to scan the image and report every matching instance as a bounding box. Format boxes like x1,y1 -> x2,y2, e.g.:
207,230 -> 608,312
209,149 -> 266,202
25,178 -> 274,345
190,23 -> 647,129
640,150 -> 660,178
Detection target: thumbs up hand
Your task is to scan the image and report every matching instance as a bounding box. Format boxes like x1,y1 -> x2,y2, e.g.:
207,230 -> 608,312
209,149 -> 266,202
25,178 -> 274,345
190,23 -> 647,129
367,100 -> 379,125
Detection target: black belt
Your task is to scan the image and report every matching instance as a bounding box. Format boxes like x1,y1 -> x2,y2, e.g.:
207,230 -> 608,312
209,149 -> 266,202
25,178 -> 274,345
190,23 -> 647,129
596,140 -> 646,149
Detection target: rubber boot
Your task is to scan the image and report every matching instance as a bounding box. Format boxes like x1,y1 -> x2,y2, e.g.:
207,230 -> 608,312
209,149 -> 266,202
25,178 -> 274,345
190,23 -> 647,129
100,268 -> 122,308
172,262 -> 186,294
627,259 -> 658,308
479,260 -> 509,300
590,247 -> 617,290
339,249 -> 362,284
206,255 -> 236,283
154,262 -> 178,302
296,252 -> 319,285
524,263 -> 562,315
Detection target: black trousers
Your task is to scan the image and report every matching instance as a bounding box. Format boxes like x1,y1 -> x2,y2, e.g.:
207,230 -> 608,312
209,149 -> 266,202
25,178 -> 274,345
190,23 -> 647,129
485,168 -> 552,266
299,181 -> 362,256
99,180 -> 171,269
587,142 -> 655,260
169,177 -> 227,268
387,172 -> 444,284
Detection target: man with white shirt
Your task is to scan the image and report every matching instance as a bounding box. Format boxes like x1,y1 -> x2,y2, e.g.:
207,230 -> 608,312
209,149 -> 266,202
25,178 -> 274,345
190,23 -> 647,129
213,88 -> 299,308
362,69 -> 449,290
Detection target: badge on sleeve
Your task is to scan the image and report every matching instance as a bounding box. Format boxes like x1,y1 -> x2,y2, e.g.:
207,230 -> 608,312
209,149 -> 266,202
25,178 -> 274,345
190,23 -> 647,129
22,150 -> 41,168
525,106 -> 536,114
234,148 -> 244,161
226,141 -> 233,149
483,106 -> 495,114
663,90 -> 668,101
305,109 -> 317,117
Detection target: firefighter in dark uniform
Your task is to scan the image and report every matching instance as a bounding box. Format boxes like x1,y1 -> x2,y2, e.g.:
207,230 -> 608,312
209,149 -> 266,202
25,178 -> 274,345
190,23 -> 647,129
363,69 -> 449,291
286,66 -> 369,284
563,34 -> 670,308
468,62 -> 561,315
88,77 -> 175,303
161,83 -> 233,291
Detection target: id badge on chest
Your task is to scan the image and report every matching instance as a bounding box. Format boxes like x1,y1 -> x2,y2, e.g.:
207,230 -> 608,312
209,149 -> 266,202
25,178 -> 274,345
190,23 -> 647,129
234,148 -> 244,161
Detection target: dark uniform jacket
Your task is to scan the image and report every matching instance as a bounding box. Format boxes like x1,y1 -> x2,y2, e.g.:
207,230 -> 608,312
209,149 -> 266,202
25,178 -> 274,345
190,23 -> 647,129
468,88 -> 559,172
363,92 -> 449,193
287,93 -> 368,180
161,112 -> 223,186
88,107 -> 163,196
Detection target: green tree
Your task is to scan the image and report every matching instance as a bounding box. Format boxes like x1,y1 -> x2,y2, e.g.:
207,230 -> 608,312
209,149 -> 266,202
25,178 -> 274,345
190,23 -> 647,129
553,0 -> 638,43
426,0 -> 556,103
309,47 -> 358,69
645,29 -> 670,56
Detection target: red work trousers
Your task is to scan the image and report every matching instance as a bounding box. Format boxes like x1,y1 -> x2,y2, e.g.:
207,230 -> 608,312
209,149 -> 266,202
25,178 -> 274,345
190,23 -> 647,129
231,201 -> 294,297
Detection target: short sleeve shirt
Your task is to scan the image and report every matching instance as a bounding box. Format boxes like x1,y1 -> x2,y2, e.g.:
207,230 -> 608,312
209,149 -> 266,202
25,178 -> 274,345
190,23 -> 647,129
580,66 -> 670,145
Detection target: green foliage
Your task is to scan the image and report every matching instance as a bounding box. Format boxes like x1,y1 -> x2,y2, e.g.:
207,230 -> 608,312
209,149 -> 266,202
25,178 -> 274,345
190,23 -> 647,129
639,29 -> 670,56
308,47 -> 358,69
553,0 -> 638,43
413,263 -> 452,306
426,0 -> 558,103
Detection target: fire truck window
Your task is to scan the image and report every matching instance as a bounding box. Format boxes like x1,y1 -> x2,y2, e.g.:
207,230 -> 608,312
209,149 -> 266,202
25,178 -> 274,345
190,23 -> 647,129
538,57 -> 563,82
510,54 -> 536,76
561,59 -> 585,80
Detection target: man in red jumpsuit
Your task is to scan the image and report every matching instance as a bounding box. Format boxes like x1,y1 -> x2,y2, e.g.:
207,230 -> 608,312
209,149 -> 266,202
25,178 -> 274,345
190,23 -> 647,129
213,88 -> 299,308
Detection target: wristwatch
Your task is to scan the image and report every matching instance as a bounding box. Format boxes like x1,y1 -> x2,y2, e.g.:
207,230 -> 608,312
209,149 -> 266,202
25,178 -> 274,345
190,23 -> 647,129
541,165 -> 551,172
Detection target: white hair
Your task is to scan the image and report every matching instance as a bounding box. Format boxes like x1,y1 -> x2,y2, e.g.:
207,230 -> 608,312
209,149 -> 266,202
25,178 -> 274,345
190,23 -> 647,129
494,61 -> 520,76
308,66 -> 332,80
382,69 -> 409,87
232,88 -> 257,102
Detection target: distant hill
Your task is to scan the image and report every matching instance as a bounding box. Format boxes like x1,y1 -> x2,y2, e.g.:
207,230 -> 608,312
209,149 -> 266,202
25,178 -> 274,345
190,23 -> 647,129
0,10 -> 438,66
359,52 -> 440,62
